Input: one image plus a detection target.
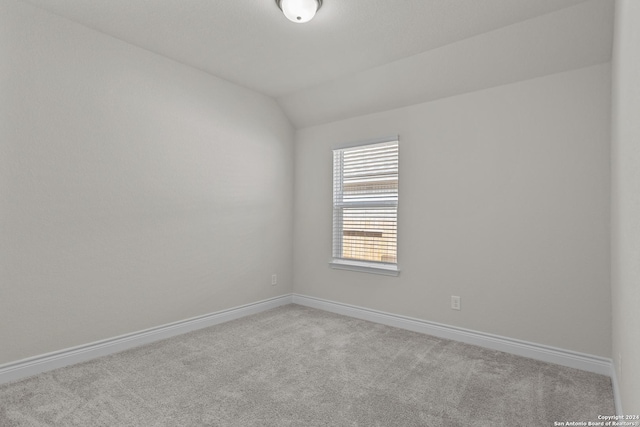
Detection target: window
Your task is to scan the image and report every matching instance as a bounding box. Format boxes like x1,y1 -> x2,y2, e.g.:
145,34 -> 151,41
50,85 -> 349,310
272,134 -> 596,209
331,137 -> 399,276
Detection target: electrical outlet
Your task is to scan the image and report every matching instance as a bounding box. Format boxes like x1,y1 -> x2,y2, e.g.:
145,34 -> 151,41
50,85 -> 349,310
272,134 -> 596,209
271,274 -> 277,286
451,296 -> 461,311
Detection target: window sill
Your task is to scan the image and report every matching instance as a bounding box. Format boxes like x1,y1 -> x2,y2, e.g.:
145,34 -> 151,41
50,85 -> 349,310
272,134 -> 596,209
329,259 -> 400,276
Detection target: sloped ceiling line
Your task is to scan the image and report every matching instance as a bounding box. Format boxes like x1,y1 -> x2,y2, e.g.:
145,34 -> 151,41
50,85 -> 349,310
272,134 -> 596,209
20,0 -> 613,128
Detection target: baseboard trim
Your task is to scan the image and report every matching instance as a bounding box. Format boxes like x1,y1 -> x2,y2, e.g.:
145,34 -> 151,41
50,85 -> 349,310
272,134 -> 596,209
0,294 -> 293,385
611,362 -> 623,415
292,294 -> 613,377
2,292 -> 618,398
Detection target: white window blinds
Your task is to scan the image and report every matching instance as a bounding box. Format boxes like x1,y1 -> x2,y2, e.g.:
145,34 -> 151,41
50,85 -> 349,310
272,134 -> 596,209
332,139 -> 398,272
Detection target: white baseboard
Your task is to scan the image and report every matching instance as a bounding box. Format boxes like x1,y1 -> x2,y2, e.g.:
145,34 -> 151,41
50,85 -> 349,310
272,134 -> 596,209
0,294 -> 293,385
611,362 -> 624,415
2,291 -> 620,409
292,294 -> 614,377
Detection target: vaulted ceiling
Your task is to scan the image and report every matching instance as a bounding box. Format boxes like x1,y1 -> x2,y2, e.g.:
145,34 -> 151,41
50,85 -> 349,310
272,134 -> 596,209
20,0 -> 614,128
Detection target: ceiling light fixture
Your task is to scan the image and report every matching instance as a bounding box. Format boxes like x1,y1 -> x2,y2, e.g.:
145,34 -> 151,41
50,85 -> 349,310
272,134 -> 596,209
275,0 -> 322,24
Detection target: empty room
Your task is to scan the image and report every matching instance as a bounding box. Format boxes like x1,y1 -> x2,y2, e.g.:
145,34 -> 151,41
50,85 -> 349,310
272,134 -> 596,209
1,0 -> 638,425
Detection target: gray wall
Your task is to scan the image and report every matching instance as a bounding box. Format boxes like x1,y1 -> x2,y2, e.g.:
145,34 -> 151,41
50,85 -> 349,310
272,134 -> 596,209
0,0 -> 294,365
612,0 -> 640,414
294,64 -> 611,357
0,0 -> 616,379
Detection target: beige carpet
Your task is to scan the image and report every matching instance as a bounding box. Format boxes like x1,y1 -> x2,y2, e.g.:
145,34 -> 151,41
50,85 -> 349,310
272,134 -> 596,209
0,305 -> 614,426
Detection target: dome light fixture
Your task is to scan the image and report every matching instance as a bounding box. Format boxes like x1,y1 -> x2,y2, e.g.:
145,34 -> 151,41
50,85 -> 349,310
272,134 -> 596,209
275,0 -> 323,24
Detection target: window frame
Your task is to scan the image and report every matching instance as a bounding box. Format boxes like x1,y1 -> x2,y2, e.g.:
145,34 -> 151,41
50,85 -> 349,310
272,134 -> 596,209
329,136 -> 400,276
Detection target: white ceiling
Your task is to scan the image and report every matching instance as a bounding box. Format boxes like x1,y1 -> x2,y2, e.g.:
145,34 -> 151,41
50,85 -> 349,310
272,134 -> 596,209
20,0 -> 613,128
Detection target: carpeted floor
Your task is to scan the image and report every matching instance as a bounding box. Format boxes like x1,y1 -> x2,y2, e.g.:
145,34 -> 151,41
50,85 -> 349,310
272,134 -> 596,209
0,304 -> 614,426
